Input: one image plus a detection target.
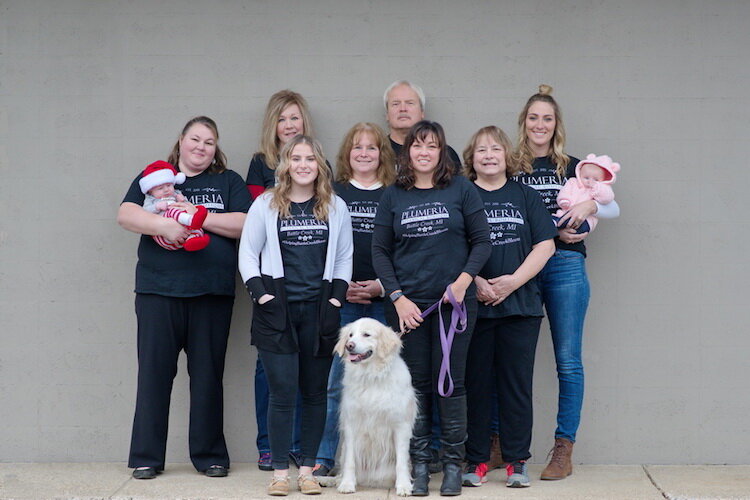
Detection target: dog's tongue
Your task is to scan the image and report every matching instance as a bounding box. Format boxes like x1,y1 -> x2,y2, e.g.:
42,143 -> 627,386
348,353 -> 365,362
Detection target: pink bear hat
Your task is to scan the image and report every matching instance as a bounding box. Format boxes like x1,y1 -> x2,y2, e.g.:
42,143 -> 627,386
575,154 -> 621,184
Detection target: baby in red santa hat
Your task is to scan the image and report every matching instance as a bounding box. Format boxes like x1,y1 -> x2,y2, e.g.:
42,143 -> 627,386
139,160 -> 210,251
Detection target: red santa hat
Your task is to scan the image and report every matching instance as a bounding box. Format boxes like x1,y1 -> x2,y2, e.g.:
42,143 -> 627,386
139,161 -> 186,194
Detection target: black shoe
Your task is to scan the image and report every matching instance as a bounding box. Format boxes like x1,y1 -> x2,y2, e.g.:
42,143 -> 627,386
312,463 -> 332,477
204,465 -> 228,477
412,462 -> 430,496
440,462 -> 462,496
132,467 -> 158,480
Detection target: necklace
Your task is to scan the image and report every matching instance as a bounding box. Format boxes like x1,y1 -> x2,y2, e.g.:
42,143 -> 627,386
293,198 -> 313,216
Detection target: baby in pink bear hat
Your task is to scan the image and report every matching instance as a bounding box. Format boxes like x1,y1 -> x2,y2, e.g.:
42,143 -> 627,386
554,153 -> 620,233
139,160 -> 210,251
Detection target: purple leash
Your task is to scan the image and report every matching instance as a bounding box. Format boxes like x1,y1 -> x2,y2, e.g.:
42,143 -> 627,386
420,286 -> 467,397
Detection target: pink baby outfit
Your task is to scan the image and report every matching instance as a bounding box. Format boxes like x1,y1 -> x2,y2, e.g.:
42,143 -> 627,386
554,154 -> 620,232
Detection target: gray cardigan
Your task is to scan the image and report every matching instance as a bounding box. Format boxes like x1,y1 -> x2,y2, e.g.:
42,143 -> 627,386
238,192 -> 353,355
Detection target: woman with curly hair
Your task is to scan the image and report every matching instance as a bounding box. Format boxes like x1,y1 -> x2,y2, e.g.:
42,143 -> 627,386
239,135 -> 353,496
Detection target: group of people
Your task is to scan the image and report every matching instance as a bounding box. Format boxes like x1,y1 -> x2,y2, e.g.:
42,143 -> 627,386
118,80 -> 620,496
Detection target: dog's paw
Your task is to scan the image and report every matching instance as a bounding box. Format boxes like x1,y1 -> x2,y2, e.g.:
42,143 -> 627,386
337,477 -> 357,493
395,481 -> 413,496
337,479 -> 357,494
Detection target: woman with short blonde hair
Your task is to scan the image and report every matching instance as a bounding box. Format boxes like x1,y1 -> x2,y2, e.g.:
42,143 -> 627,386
461,125 -> 556,489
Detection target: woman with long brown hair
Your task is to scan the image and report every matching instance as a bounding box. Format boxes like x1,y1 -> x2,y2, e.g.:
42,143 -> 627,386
372,121 -> 491,496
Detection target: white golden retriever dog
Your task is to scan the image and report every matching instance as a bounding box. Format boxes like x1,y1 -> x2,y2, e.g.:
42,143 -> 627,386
332,317 -> 417,496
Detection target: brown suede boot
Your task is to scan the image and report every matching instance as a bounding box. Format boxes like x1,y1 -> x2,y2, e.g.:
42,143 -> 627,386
487,433 -> 504,470
540,438 -> 573,480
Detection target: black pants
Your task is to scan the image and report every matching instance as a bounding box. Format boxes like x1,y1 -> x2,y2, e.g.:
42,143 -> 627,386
258,301 -> 332,470
128,293 -> 232,472
386,298 -> 477,464
465,316 -> 541,464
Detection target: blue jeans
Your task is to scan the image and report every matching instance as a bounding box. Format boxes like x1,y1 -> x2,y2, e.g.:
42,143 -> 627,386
538,249 -> 590,442
255,358 -> 302,455
315,301 -> 386,468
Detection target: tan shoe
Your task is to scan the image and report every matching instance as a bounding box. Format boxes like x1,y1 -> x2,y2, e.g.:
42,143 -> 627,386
297,474 -> 322,495
540,437 -> 574,480
268,475 -> 290,496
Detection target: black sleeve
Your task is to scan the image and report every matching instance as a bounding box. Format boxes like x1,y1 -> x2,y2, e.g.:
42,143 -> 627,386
226,170 -> 252,213
332,278 -> 349,303
246,155 -> 263,184
245,277 -> 267,301
371,220 -> 401,297
122,174 -> 145,205
462,210 -> 492,278
246,154 -> 276,189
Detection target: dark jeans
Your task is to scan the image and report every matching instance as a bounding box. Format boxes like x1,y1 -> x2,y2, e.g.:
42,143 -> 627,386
552,215 -> 591,234
258,300 -> 332,470
465,316 -> 542,464
254,357 -> 302,455
129,293 -> 232,472
385,298 -> 477,464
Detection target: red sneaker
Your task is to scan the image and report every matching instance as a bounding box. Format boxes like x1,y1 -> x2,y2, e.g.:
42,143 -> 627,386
462,462 -> 488,487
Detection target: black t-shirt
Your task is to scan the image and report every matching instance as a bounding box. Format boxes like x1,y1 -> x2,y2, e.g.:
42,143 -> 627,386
246,154 -> 276,191
373,176 -> 487,303
513,155 -> 585,256
475,181 -> 558,318
333,181 -> 383,283
122,168 -> 252,297
390,137 -> 463,175
278,199 -> 329,302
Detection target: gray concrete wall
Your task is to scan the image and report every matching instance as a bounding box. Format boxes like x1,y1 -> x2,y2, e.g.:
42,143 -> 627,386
1,0 -> 748,465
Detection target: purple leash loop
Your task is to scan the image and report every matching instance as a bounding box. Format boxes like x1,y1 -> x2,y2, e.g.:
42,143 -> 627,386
420,286 -> 467,397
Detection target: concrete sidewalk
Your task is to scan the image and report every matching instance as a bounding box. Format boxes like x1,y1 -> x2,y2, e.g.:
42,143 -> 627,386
0,463 -> 748,499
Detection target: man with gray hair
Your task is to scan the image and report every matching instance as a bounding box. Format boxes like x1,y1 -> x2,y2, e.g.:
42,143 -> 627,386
383,80 -> 462,173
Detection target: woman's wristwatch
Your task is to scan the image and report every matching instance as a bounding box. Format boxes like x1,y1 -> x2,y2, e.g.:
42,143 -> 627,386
389,290 -> 404,302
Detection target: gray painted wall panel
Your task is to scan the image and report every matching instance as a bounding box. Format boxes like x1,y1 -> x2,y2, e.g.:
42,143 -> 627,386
1,0 -> 748,464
